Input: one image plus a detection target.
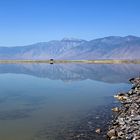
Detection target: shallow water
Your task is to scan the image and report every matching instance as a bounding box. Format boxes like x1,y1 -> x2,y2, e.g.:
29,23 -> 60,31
0,63 -> 139,140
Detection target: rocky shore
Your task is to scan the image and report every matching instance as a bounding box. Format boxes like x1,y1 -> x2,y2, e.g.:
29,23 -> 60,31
107,77 -> 140,140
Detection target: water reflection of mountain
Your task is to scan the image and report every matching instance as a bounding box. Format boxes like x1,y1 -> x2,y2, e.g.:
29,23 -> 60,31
0,63 -> 139,83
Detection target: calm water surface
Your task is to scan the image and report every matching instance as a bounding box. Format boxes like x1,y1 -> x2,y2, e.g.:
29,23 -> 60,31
0,63 -> 139,140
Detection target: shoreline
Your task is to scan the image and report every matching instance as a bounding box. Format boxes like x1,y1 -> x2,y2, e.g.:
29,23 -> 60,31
107,77 -> 140,140
0,59 -> 140,64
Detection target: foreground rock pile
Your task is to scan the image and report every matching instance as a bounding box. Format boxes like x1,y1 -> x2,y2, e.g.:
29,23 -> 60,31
107,77 -> 140,140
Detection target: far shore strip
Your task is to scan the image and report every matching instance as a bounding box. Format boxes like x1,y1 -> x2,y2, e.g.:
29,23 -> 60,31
0,59 -> 140,64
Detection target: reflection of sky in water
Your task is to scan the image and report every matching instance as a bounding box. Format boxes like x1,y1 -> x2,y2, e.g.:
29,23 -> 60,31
0,64 -> 136,140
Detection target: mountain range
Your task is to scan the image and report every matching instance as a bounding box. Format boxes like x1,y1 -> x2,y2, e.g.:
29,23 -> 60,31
0,35 -> 140,60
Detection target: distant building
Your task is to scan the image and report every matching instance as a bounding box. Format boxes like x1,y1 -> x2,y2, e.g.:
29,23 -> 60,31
50,59 -> 54,64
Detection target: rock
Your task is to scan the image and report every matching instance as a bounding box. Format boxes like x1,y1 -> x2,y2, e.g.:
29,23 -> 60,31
132,115 -> 140,121
118,117 -> 125,125
125,134 -> 133,139
110,136 -> 117,140
107,129 -> 116,137
129,78 -> 135,83
111,107 -> 120,112
114,95 -> 128,101
95,128 -> 101,134
107,77 -> 140,140
117,131 -> 124,137
95,116 -> 100,119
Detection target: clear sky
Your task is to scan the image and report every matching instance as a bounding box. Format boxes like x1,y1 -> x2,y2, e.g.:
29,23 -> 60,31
0,0 -> 140,46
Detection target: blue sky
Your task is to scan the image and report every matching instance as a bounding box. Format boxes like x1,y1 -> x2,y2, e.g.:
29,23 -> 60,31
0,0 -> 140,46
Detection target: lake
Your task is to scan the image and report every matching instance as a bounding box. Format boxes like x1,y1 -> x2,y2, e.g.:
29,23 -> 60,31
0,63 -> 139,140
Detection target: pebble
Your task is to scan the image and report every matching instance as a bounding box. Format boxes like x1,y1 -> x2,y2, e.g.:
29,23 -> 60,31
107,129 -> 116,137
95,128 -> 101,134
111,107 -> 119,112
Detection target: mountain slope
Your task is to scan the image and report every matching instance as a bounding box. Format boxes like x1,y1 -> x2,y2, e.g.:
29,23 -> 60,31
0,36 -> 140,60
59,36 -> 140,60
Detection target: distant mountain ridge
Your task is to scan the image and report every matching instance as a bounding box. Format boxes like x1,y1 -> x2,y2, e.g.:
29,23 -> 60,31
0,35 -> 140,60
